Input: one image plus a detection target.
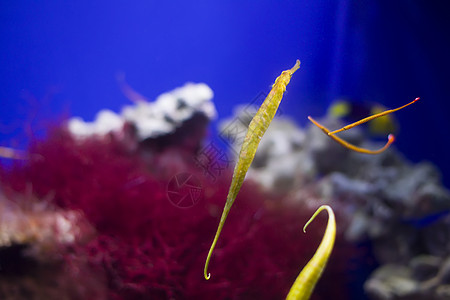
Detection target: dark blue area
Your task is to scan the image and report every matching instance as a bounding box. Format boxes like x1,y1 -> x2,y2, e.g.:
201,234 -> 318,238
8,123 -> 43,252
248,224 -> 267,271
346,239 -> 379,300
1,1 -> 449,185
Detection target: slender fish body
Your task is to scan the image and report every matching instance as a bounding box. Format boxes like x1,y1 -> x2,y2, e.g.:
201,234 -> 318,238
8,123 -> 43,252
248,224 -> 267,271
204,60 -> 301,280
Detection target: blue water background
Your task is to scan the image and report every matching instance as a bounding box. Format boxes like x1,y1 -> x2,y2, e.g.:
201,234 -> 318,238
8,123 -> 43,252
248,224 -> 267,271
1,0 -> 449,189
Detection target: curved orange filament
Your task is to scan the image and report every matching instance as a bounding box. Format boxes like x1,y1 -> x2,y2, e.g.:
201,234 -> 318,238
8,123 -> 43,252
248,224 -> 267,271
308,97 -> 419,155
308,116 -> 395,155
327,97 -> 419,135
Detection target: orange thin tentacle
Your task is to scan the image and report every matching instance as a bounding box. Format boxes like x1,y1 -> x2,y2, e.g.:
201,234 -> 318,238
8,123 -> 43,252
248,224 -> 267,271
327,97 -> 419,135
308,116 -> 395,155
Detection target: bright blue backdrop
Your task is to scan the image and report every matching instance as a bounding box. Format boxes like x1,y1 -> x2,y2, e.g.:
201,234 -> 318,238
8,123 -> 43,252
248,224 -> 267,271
1,1 -> 449,187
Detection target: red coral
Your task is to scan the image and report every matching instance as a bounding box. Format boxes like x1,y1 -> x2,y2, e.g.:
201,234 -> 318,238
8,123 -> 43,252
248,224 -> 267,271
1,126 -> 354,299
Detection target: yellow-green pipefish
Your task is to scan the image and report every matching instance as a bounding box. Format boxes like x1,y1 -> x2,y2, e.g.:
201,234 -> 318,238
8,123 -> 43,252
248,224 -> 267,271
204,60 -> 301,280
286,205 -> 336,300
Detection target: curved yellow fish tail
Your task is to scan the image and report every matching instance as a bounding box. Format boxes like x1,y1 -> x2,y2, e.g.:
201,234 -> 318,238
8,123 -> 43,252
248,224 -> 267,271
287,205 -> 336,300
204,60 -> 300,280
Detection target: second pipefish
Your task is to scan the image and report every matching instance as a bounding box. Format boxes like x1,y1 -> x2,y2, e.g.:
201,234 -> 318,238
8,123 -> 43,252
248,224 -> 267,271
204,60 -> 301,280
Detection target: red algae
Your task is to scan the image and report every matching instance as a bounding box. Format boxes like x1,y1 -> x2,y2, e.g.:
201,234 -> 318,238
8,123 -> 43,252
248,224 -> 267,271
0,124 -> 354,299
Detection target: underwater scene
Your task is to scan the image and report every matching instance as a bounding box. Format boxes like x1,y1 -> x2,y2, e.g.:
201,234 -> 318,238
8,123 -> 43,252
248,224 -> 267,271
1,1 -> 450,299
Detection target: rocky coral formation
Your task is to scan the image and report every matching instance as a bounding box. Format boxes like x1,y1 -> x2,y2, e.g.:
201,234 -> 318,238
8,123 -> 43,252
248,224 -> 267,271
365,255 -> 450,300
68,82 -> 216,140
0,189 -> 94,256
220,108 -> 450,299
0,129 -> 354,299
0,189 -> 103,299
3,88 -> 448,299
0,93 -> 356,299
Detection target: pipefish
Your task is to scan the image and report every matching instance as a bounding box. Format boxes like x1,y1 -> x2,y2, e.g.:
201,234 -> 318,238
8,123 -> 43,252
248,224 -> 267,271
204,60 -> 301,280
286,205 -> 336,300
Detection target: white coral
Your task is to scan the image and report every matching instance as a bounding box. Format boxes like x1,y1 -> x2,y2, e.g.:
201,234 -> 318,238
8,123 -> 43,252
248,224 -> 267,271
68,82 -> 216,140
68,110 -> 124,138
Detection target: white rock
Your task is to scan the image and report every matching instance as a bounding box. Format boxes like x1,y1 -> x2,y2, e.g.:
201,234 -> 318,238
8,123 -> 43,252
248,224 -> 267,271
68,82 -> 216,140
68,109 -> 124,137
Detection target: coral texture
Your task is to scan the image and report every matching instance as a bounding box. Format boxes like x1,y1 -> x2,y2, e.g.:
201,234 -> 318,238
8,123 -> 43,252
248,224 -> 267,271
0,117 -> 353,299
221,109 -> 450,299
67,83 -> 215,140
